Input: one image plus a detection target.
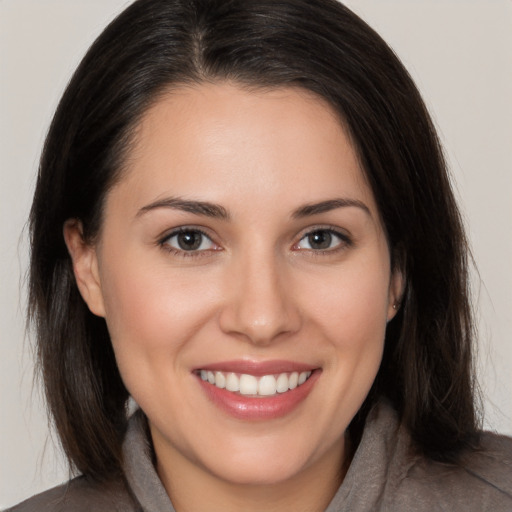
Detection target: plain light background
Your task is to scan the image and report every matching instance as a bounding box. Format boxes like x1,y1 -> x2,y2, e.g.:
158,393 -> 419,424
1,0 -> 511,508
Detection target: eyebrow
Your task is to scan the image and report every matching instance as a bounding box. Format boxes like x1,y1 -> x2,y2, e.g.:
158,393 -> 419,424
291,198 -> 371,218
137,196 -> 370,220
137,197 -> 230,220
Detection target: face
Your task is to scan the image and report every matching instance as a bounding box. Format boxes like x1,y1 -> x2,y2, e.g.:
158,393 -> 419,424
66,83 -> 402,489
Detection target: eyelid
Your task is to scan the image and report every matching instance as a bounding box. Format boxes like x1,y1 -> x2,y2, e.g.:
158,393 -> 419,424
156,224 -> 352,257
292,225 -> 353,252
158,226 -> 221,256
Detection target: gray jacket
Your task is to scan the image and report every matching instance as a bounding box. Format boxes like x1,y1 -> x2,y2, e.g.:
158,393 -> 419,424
7,401 -> 512,511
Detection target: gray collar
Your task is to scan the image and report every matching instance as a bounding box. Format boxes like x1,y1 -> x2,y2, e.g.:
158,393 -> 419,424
123,410 -> 176,512
122,401 -> 407,512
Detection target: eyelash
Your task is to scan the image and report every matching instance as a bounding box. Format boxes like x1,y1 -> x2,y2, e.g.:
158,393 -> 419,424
159,227 -> 218,258
158,226 -> 352,258
293,226 -> 353,255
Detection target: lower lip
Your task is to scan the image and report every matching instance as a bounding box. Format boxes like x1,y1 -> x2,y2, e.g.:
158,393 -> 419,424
197,370 -> 321,420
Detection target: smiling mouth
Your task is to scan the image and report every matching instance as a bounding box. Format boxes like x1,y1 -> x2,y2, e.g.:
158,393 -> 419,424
197,370 -> 313,397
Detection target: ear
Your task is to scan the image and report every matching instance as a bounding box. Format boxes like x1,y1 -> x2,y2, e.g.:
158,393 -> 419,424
387,268 -> 405,322
63,219 -> 106,317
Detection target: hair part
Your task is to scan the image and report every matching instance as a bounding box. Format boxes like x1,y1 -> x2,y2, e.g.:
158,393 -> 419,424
29,0 -> 480,480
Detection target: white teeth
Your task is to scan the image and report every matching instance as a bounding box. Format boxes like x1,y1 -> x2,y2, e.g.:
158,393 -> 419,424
215,371 -> 226,389
298,371 -> 308,385
239,374 -> 258,395
199,369 -> 313,396
289,372 -> 299,389
226,372 -> 240,392
258,375 -> 277,396
276,373 -> 289,393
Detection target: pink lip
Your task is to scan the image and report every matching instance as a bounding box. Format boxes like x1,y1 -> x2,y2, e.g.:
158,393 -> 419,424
195,359 -> 317,376
195,363 -> 321,421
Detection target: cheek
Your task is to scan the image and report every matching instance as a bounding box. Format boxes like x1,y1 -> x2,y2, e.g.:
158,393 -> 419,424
299,250 -> 391,414
98,254 -> 219,379
304,255 -> 391,345
98,261 -> 221,423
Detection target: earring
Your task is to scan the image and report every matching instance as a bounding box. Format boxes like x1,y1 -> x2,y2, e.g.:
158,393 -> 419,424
392,302 -> 399,310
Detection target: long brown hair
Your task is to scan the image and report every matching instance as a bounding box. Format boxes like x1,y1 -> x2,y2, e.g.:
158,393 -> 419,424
29,0 -> 480,480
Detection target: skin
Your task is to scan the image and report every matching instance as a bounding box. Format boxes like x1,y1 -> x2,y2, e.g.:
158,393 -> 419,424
65,82 -> 403,512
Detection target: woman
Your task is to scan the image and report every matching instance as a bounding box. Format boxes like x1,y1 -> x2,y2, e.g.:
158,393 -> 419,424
8,0 -> 512,510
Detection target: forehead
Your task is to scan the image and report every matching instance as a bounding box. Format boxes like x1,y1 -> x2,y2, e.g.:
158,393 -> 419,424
111,82 -> 377,219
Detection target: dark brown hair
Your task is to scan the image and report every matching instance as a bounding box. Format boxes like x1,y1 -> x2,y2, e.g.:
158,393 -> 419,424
29,0 -> 480,481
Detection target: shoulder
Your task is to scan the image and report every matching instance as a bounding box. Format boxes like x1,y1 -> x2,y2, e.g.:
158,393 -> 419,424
4,475 -> 139,512
393,431 -> 512,511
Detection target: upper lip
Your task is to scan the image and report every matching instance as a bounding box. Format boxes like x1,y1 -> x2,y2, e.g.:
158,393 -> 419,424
194,359 -> 318,376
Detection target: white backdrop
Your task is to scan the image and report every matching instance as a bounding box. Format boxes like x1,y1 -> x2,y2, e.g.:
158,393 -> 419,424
1,0 -> 511,508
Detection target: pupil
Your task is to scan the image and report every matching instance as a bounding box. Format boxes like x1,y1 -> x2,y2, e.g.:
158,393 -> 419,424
309,231 -> 331,250
178,232 -> 201,250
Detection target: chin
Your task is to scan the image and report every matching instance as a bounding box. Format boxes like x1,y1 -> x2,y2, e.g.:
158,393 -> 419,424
195,433 -> 328,487
207,456 -> 309,487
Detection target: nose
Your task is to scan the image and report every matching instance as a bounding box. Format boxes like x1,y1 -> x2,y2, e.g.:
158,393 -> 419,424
218,249 -> 302,346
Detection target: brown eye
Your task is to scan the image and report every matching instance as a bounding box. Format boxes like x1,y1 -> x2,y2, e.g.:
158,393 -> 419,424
295,229 -> 349,251
307,231 -> 333,250
163,229 -> 215,252
177,231 -> 203,250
